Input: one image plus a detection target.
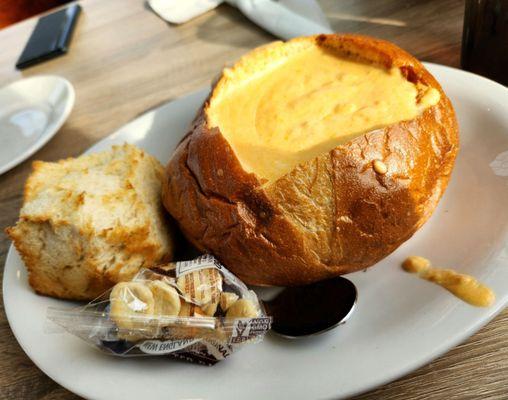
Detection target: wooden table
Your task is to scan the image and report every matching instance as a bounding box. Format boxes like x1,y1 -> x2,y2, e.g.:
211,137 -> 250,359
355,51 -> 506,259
0,0 -> 506,399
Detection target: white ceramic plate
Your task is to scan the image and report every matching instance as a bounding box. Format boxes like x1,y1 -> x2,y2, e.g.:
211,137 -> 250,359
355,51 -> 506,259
4,64 -> 508,400
0,75 -> 75,175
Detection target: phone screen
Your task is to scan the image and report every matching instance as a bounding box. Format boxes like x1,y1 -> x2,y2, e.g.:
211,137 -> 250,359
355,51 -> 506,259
16,4 -> 81,69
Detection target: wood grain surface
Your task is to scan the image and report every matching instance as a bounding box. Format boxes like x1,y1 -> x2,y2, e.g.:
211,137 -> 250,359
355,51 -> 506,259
0,0 -> 506,399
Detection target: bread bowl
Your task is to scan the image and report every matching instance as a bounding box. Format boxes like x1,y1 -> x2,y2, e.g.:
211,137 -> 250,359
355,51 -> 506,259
162,34 -> 459,286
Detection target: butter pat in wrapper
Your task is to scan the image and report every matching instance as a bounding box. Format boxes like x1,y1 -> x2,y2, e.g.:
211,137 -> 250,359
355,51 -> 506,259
46,255 -> 271,365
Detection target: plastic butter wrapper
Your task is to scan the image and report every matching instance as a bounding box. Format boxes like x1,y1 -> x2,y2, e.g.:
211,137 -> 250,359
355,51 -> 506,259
47,255 -> 272,365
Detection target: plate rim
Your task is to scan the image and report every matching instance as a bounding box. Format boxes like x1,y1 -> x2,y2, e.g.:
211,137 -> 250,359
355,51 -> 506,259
3,63 -> 508,399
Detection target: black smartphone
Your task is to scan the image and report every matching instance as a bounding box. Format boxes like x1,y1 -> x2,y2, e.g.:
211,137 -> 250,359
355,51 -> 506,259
16,4 -> 81,69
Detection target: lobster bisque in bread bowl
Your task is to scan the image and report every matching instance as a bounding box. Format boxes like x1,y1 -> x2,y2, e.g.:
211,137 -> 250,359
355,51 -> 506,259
162,34 -> 459,286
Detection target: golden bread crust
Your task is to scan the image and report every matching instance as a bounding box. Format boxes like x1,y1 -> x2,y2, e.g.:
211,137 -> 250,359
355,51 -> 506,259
162,34 -> 459,286
7,144 -> 174,300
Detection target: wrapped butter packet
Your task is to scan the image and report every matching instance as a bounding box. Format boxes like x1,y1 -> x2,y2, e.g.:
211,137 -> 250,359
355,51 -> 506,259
47,255 -> 272,365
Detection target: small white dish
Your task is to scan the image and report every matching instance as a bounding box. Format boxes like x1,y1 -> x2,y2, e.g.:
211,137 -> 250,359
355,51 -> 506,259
0,75 -> 75,175
3,64 -> 508,400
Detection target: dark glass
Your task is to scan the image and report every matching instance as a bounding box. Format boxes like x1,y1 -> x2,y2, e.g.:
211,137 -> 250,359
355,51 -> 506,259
461,0 -> 508,86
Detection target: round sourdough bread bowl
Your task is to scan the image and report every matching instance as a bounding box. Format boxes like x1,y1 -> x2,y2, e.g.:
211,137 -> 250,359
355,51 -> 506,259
162,34 -> 459,286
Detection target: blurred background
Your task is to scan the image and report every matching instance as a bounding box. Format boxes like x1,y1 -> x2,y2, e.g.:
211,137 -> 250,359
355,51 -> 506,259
1,0 -> 506,86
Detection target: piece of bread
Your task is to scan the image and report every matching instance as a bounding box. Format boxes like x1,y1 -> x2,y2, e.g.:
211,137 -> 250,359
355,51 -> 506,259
7,144 -> 174,300
162,34 -> 459,286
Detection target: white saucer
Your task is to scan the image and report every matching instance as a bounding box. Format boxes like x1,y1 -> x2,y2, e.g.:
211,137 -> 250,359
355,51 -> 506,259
0,75 -> 75,175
